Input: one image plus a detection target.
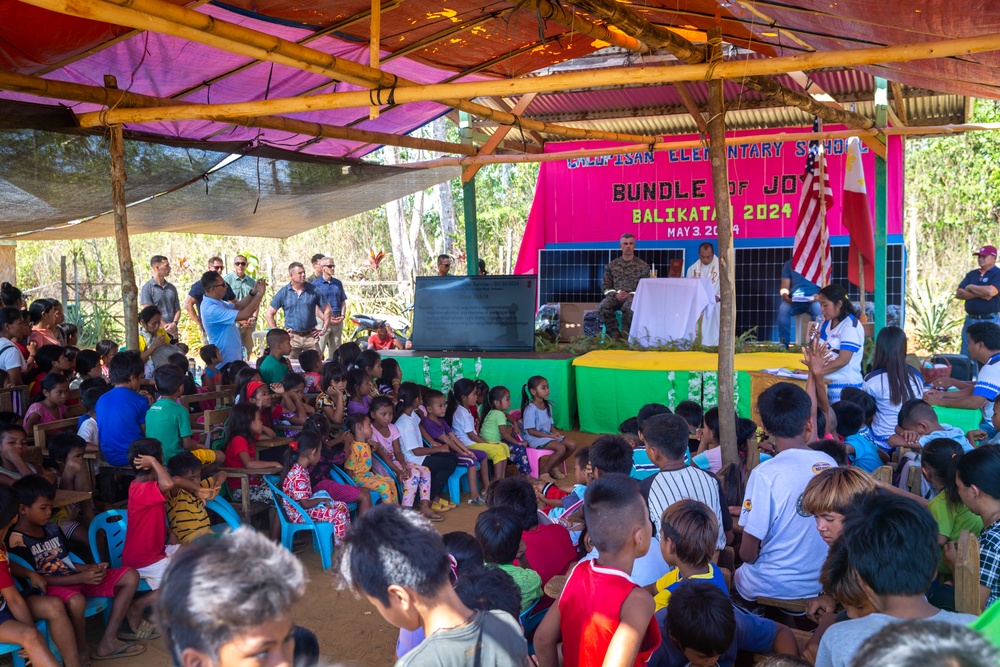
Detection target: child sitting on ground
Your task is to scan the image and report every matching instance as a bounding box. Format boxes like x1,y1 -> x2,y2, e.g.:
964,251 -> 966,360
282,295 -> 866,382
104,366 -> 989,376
146,365 -> 222,468
121,438 -> 176,599
484,477 -> 577,588
198,345 -> 221,391
280,431 -> 350,544
8,475 -> 149,661
296,350 -> 322,393
735,382 -> 836,608
816,493 -> 977,667
46,433 -> 94,549
649,581 -> 799,667
369,396 -> 438,520
535,446 -> 590,523
0,484 -> 62,667
647,499 -> 727,612
165,451 -> 226,544
316,362 -> 348,429
829,400 -> 881,472
421,389 -> 486,505
447,379 -> 510,481
344,413 -> 398,504
23,373 -> 69,434
480,386 -> 530,475
475,507 -> 542,613
222,403 -> 281,505
339,505 -> 528,667
257,329 -> 292,387
95,351 -> 151,467
535,473 -> 661,667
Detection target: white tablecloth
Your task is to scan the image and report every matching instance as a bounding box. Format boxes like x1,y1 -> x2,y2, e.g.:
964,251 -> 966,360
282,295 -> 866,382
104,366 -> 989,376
628,278 -> 712,347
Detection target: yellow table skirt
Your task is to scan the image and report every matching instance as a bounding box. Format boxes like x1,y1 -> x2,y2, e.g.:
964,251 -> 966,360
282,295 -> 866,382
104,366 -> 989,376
572,350 -> 803,372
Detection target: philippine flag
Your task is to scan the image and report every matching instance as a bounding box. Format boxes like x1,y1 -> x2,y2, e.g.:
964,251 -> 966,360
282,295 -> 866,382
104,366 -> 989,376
841,137 -> 875,291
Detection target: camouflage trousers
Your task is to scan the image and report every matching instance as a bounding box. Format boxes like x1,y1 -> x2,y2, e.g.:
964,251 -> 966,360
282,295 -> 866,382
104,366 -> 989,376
598,295 -> 633,337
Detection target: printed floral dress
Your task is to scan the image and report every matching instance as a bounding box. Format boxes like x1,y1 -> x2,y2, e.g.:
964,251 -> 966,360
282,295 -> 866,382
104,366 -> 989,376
345,439 -> 398,503
282,463 -> 350,544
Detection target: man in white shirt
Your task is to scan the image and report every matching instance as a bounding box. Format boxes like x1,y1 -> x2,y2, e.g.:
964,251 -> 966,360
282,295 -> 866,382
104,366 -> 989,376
686,243 -> 721,346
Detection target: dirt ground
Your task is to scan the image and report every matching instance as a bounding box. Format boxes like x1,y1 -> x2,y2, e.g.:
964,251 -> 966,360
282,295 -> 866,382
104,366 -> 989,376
101,431 -> 598,667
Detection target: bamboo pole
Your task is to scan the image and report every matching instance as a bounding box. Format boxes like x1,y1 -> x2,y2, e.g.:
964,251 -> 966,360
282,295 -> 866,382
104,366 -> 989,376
25,0 -> 660,145
68,27 -> 1000,127
462,93 -> 537,183
561,0 -> 885,157
520,0 -> 650,53
706,28 -> 738,470
0,68 -> 476,156
400,122 -> 1000,169
369,0 -> 380,121
105,75 -> 139,352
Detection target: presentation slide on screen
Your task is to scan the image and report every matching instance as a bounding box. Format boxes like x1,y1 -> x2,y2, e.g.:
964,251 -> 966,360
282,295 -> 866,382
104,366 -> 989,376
411,276 -> 538,352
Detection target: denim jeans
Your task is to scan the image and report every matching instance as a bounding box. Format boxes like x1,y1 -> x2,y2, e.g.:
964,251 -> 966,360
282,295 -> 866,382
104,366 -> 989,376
776,299 -> 823,345
961,313 -> 1000,357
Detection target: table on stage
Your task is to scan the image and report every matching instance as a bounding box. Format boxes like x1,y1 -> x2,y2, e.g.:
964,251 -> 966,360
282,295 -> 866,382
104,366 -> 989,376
628,278 -> 712,347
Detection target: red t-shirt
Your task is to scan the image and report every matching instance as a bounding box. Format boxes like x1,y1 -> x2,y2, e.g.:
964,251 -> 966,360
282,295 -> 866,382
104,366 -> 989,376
367,333 -> 396,351
559,560 -> 661,667
0,544 -> 15,611
225,435 -> 257,489
522,524 -> 577,586
121,481 -> 167,569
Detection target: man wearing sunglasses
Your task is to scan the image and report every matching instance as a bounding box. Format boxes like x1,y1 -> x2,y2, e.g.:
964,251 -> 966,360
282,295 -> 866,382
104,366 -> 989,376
224,255 -> 258,357
184,257 -> 236,346
312,256 -> 347,360
436,254 -> 453,277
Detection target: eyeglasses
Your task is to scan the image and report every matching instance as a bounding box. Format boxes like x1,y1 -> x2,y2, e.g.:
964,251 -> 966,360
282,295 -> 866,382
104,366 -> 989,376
234,261 -> 247,266
322,264 -> 335,269
441,263 -> 452,269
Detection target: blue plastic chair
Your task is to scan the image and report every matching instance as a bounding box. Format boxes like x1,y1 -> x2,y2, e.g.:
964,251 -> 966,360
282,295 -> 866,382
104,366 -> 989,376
329,465 -> 381,516
519,597 -> 547,654
446,465 -> 472,505
263,476 -> 337,570
205,497 -> 243,532
87,510 -> 152,592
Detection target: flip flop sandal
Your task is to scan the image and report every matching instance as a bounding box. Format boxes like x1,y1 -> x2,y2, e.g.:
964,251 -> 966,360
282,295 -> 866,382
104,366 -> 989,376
117,619 -> 159,641
425,513 -> 444,522
92,643 -> 147,661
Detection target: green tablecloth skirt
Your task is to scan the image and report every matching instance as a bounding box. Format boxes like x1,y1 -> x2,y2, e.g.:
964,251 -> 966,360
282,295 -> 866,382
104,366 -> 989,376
575,367 -> 754,434
933,406 -> 983,434
387,353 -> 577,430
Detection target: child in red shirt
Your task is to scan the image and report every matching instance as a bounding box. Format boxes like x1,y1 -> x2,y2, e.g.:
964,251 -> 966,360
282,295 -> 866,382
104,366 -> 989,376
535,474 -> 660,667
121,438 -> 176,595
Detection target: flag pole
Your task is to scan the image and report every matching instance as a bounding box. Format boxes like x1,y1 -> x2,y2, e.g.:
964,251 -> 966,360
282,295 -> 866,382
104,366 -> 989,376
858,252 -> 867,323
817,122 -> 829,286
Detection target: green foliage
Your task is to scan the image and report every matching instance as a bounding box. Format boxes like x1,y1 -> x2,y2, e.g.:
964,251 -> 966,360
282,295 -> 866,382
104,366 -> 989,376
906,281 -> 963,356
64,288 -> 125,348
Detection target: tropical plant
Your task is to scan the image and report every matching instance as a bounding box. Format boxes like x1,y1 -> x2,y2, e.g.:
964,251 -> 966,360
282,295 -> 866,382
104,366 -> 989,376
907,281 -> 963,355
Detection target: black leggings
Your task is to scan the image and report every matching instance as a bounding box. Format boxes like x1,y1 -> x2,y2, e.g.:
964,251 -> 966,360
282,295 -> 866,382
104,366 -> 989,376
423,452 -> 459,500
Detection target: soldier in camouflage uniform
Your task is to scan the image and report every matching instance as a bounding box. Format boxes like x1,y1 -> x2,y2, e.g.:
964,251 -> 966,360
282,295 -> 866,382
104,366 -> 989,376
599,233 -> 650,339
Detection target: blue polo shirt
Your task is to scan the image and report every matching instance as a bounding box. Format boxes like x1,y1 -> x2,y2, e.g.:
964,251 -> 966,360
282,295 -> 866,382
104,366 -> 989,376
781,260 -> 820,299
270,282 -> 328,331
311,276 -> 347,315
959,266 -> 1000,315
201,296 -> 241,365
96,387 -> 150,467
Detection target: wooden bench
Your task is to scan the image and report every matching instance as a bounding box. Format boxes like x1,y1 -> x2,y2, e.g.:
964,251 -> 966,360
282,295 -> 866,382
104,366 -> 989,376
221,468 -> 273,520
0,385 -> 28,415
180,390 -> 234,412
755,597 -> 809,613
190,406 -> 232,445
871,465 -> 893,484
255,437 -> 293,459
906,465 -> 923,496
954,529 -> 982,615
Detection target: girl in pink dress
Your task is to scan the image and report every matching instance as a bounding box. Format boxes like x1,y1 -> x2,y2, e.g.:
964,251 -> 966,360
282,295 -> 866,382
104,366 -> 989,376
22,372 -> 69,434
280,431 -> 350,545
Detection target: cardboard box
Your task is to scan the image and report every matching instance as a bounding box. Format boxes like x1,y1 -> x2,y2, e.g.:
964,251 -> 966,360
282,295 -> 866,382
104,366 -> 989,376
559,302 -> 600,341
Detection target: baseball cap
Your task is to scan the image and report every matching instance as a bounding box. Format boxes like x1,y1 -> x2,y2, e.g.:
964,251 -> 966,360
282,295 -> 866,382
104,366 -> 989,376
975,245 -> 998,257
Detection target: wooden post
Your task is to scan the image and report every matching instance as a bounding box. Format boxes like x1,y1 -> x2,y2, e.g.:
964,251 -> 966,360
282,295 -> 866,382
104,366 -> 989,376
706,28 -> 738,469
60,256 -> 68,310
460,112 -> 479,276
954,530 -> 982,615
105,75 -> 139,352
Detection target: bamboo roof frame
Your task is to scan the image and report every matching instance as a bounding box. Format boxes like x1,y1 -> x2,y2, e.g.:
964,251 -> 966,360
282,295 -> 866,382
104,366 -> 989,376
16,0 -> 667,146
63,30 -> 1000,130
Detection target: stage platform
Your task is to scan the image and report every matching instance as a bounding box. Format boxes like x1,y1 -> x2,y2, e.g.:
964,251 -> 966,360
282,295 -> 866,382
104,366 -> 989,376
384,349 -> 984,436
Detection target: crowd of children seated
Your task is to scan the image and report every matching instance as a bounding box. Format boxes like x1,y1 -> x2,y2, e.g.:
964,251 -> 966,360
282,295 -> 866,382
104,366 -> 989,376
4,276 -> 1000,667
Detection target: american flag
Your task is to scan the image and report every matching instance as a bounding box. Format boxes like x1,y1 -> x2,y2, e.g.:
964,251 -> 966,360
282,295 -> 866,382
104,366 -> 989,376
792,118 -> 833,286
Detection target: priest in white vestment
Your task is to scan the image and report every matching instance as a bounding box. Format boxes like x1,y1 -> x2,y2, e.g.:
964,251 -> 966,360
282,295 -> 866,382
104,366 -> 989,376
686,243 -> 721,346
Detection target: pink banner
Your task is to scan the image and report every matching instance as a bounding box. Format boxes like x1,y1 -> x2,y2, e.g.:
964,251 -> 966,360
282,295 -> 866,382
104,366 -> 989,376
515,127 -> 903,274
